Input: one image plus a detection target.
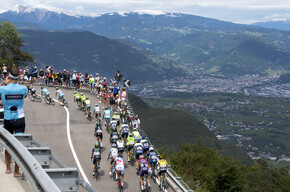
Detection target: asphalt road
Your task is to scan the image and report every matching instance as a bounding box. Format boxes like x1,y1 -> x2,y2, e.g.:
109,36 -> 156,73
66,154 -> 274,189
24,85 -> 164,192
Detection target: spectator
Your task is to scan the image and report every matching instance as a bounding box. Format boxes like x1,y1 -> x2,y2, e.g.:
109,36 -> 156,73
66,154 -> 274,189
39,69 -> 44,85
115,70 -> 123,85
2,64 -> 8,78
18,66 -> 23,82
133,115 -> 141,130
0,66 -> 27,177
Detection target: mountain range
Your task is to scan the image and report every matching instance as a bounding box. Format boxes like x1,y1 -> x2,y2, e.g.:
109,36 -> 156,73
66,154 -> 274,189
19,29 -> 182,83
2,6 -> 290,77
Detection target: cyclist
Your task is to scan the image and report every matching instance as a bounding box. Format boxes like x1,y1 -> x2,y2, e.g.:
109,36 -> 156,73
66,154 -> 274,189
93,104 -> 101,120
107,143 -> 118,176
112,111 -> 121,130
73,91 -> 80,102
95,120 -> 103,147
27,85 -> 37,96
91,143 -> 101,176
55,87 -> 65,105
103,107 -> 111,127
132,128 -> 142,142
110,127 -> 119,145
116,135 -> 125,154
84,96 -> 91,118
41,86 -> 50,98
141,135 -> 150,154
147,147 -> 158,175
114,152 -> 125,188
126,133 -> 135,162
157,156 -> 167,187
136,154 -> 150,190
134,140 -> 144,161
120,121 -> 129,142
79,93 -> 85,108
81,94 -> 87,109
110,119 -> 118,133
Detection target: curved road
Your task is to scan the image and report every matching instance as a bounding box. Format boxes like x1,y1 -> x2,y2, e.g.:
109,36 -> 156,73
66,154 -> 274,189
24,86 -> 163,192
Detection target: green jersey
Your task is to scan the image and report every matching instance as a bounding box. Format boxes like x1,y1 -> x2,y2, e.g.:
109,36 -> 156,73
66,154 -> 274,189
126,136 -> 135,146
74,93 -> 80,99
80,95 -> 86,101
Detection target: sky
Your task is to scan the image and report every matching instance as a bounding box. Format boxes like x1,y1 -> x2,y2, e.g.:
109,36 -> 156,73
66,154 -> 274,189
1,0 -> 290,24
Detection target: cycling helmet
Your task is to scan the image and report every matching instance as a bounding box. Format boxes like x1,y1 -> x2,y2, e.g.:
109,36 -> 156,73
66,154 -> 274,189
55,86 -> 59,90
105,107 -> 109,110
40,86 -> 43,89
118,152 -> 123,157
159,156 -> 164,159
124,120 -> 127,124
139,155 -> 144,159
95,143 -> 99,148
132,128 -> 137,131
149,147 -> 154,151
74,91 -> 77,94
129,133 -> 133,137
81,93 -> 84,96
142,135 -> 146,139
95,104 -> 98,107
114,112 -> 118,115
118,135 -> 122,140
112,143 -> 117,148
86,96 -> 89,100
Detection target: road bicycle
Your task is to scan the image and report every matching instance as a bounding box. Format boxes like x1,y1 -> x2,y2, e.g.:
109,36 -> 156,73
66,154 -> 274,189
94,159 -> 100,180
116,170 -> 124,192
86,108 -> 92,121
140,173 -> 150,192
43,96 -> 55,105
58,97 -> 68,107
28,93 -> 42,102
159,171 -> 167,190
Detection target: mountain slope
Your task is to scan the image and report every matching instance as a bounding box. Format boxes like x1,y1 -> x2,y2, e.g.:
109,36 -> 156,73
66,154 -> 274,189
252,20 -> 290,31
20,29 -> 183,82
129,94 -> 254,165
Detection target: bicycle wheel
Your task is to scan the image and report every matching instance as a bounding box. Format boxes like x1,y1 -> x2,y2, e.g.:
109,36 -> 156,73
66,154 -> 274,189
36,95 -> 42,102
113,170 -> 116,181
50,98 -> 55,105
95,161 -> 99,180
28,94 -> 35,101
44,97 -> 50,104
63,99 -> 68,107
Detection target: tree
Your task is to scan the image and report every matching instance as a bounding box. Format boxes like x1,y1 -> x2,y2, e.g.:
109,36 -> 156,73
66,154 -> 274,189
0,21 -> 33,71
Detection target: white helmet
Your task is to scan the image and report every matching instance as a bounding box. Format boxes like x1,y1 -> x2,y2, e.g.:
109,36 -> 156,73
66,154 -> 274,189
149,147 -> 154,151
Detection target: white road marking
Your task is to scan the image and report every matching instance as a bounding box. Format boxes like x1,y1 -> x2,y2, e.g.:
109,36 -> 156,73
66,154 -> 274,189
64,106 -> 91,185
53,98 -> 91,185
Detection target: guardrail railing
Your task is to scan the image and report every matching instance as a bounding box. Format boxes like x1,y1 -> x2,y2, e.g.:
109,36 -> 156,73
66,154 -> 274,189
0,126 -> 97,192
125,98 -> 194,192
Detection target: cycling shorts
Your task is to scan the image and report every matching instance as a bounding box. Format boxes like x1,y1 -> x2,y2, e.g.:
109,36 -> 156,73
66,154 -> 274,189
158,169 -> 166,176
121,132 -> 128,138
86,105 -> 91,110
4,118 -> 26,134
105,117 -> 111,122
118,147 -> 125,153
93,156 -> 101,164
96,132 -> 103,139
127,145 -> 134,152
140,168 -> 149,177
115,166 -> 125,175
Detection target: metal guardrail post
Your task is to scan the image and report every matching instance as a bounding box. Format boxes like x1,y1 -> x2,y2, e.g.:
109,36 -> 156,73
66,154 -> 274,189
0,126 -> 61,192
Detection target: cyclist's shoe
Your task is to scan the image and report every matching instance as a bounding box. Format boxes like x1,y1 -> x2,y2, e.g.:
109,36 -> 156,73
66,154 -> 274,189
92,171 -> 95,176
128,157 -> 130,162
98,165 -> 100,169
148,183 -> 151,188
100,143 -> 103,148
141,185 -> 144,190
116,175 -> 118,181
121,183 -> 124,188
109,171 -> 112,176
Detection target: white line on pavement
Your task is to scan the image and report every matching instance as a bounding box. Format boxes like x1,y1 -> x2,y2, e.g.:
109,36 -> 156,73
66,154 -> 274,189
64,106 -> 91,185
